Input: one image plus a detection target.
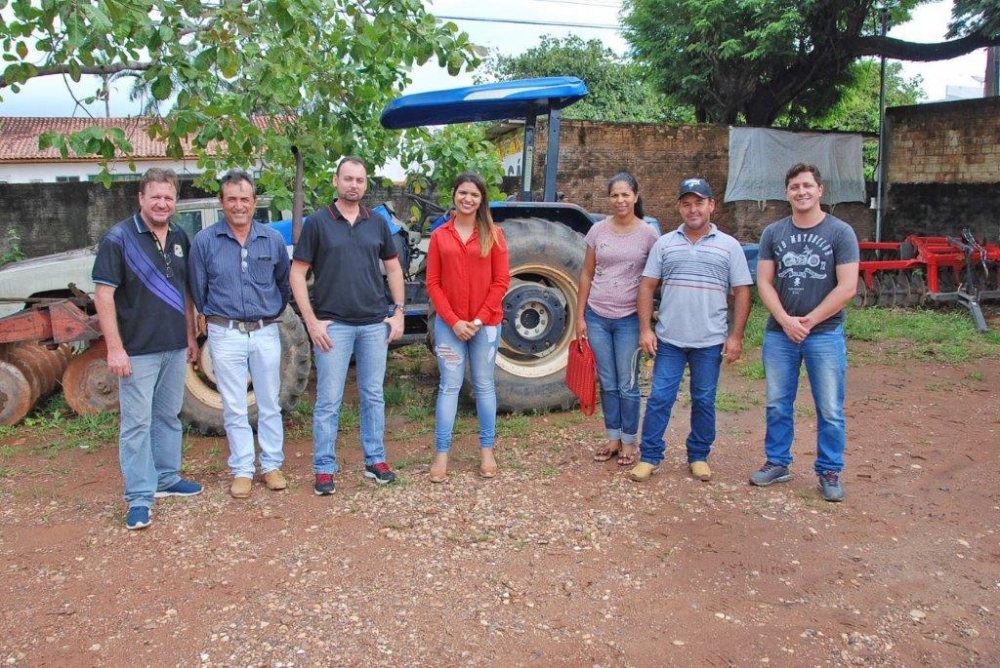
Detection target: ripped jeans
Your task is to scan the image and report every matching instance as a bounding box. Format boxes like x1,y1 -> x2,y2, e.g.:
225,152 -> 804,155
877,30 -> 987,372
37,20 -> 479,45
433,315 -> 501,453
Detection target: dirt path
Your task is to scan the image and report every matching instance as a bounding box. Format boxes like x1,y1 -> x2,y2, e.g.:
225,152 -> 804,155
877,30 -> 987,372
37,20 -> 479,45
1,345 -> 998,667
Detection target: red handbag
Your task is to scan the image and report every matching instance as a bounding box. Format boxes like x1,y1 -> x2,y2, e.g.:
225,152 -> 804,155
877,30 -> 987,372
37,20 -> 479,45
566,337 -> 597,416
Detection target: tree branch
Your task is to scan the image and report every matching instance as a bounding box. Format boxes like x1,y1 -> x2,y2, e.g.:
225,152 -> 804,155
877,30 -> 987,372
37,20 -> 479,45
857,32 -> 1000,61
0,61 -> 151,90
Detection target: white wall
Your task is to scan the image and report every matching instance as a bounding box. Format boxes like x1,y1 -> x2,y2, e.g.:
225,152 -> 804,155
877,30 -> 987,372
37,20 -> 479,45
0,158 -> 204,184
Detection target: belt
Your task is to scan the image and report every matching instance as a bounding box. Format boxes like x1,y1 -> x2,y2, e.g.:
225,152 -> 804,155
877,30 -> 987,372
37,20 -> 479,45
206,315 -> 277,333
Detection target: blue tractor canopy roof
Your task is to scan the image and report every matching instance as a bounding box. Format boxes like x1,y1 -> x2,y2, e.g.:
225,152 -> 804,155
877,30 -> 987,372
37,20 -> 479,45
379,77 -> 589,129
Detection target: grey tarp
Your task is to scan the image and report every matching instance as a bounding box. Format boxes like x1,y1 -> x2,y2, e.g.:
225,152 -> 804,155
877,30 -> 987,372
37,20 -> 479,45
724,127 -> 866,205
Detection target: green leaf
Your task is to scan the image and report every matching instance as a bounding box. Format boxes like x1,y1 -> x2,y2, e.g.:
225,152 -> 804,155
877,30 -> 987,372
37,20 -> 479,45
151,74 -> 173,101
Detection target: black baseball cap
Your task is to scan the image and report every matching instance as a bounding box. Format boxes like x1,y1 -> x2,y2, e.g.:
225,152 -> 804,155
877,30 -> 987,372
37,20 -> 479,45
678,178 -> 713,199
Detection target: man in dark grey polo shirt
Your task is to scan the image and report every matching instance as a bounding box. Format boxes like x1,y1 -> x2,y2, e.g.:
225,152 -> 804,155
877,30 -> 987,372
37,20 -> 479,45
189,169 -> 291,499
291,156 -> 406,495
92,168 -> 203,530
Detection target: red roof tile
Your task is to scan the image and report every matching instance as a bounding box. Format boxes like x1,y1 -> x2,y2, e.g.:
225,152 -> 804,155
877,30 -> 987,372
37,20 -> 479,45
0,116 -> 194,162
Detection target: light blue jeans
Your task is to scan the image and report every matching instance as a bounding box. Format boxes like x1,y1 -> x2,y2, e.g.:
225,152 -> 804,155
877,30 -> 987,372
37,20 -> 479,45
207,322 -> 284,478
762,326 -> 848,474
584,306 -> 642,444
432,316 -> 501,453
118,349 -> 186,509
639,341 -> 723,466
313,321 -> 389,474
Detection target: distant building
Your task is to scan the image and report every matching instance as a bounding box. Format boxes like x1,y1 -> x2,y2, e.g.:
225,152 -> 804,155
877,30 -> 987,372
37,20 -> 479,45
0,117 -> 270,184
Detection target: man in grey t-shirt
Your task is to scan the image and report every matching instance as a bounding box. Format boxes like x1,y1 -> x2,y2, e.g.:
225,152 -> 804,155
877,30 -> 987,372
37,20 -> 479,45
749,163 -> 859,502
630,178 -> 753,484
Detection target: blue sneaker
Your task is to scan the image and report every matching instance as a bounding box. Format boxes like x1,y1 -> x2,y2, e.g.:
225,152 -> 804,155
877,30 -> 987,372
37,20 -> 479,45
818,471 -> 844,502
750,462 -> 792,487
364,462 -> 397,485
125,506 -> 151,530
154,478 -> 203,498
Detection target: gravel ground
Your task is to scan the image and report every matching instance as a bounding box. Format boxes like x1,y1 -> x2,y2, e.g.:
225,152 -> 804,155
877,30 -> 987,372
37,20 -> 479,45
1,345 -> 999,667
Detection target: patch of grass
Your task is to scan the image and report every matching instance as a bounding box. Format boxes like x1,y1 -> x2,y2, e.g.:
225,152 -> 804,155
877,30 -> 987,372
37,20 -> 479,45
0,425 -> 18,439
0,445 -> 14,458
793,405 -> 815,418
339,404 -> 360,431
403,402 -> 434,422
967,370 -> 985,382
845,305 -> 1000,361
715,389 -> 761,413
0,467 -> 13,479
393,452 -> 431,470
384,380 -> 416,407
738,360 -> 766,381
540,465 -> 559,478
549,412 -> 588,427
495,414 -> 532,439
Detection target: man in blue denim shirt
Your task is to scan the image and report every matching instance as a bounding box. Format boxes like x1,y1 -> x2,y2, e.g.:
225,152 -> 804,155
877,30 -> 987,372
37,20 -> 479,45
189,169 -> 291,499
750,163 -> 859,502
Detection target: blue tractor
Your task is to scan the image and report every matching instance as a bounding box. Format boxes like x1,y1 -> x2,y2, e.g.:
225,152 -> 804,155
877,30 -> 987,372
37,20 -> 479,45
380,77 -> 607,413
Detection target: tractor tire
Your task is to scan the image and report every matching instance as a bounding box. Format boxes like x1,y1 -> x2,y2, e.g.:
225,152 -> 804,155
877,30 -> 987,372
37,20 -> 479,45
494,217 -> 586,413
180,306 -> 311,435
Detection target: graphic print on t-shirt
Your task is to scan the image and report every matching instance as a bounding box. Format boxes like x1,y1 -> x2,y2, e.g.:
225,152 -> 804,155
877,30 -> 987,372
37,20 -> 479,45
774,231 -> 834,295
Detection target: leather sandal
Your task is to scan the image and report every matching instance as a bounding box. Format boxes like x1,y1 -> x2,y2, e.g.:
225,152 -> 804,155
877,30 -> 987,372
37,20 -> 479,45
593,446 -> 621,462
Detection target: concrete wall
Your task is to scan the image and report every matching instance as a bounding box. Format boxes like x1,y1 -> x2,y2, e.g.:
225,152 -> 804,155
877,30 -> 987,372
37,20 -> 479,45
884,97 -> 1000,241
530,119 -> 874,243
0,180 -> 417,261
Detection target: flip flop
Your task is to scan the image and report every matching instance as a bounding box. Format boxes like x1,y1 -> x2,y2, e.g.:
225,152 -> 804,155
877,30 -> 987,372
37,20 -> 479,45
593,446 -> 621,462
617,447 -> 639,467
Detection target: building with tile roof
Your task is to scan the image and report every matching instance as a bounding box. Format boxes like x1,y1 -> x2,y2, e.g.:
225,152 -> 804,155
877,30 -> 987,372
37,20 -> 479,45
0,117 -> 204,183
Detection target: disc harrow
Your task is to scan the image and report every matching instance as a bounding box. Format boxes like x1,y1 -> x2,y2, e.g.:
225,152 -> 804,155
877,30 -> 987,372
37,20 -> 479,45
858,231 -> 1000,332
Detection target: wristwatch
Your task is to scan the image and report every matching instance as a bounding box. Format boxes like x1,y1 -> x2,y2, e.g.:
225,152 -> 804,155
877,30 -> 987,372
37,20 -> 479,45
393,303 -> 405,313
473,318 -> 483,327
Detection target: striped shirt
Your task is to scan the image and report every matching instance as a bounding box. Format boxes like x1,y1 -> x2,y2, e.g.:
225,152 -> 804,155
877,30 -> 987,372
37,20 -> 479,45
642,224 -> 753,348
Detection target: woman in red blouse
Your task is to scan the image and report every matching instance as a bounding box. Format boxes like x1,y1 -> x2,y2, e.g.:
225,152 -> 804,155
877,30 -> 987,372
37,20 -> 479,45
425,173 -> 511,482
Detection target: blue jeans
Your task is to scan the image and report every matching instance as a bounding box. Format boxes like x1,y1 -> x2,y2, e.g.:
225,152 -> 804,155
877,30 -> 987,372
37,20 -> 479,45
762,326 -> 847,474
585,307 -> 642,444
312,321 -> 389,474
118,349 -> 186,509
207,322 -> 284,478
639,340 -> 723,466
432,316 -> 501,453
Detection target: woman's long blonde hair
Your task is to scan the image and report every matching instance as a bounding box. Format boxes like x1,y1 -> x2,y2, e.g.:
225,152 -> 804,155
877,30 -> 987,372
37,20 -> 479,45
452,172 -> 500,257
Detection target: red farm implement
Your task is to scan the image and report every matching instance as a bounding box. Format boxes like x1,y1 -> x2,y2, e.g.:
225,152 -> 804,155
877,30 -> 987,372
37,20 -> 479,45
0,298 -> 110,426
856,230 -> 1000,332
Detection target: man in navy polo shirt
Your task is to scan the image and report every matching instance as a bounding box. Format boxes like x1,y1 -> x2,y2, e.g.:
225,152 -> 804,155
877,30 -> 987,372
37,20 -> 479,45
92,168 -> 203,530
290,156 -> 406,495
189,169 -> 291,500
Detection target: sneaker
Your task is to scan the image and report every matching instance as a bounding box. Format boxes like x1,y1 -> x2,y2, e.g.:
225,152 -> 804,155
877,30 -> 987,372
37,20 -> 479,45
364,462 -> 397,485
818,471 -> 844,502
629,461 -> 658,482
314,473 -> 335,496
690,461 -> 712,482
125,506 -> 151,530
230,476 -> 252,499
263,470 -> 287,491
749,462 -> 792,487
154,478 -> 203,498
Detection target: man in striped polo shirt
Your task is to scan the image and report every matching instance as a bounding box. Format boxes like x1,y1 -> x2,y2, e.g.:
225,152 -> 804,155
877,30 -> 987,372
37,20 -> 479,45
630,178 -> 753,483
